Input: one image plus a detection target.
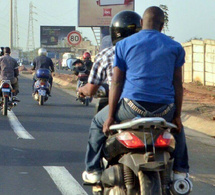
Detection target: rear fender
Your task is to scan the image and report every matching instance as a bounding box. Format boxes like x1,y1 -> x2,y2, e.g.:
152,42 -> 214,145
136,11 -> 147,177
118,151 -> 170,176
2,92 -> 10,97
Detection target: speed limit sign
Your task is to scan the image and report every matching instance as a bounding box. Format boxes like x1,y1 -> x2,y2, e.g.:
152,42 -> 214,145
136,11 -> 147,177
67,31 -> 82,45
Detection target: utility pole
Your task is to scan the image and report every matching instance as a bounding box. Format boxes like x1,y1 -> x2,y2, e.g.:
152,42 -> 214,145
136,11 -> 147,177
14,0 -> 19,48
10,0 -> 13,49
26,1 -> 37,61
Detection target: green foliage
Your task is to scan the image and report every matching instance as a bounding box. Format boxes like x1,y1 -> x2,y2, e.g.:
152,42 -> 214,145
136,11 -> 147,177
186,37 -> 203,42
159,4 -> 169,33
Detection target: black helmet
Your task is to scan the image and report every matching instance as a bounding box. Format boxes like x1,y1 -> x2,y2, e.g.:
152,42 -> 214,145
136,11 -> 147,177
110,10 -> 142,45
72,59 -> 84,66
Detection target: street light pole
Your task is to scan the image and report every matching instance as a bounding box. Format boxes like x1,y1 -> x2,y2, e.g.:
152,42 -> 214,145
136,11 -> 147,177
10,0 -> 13,49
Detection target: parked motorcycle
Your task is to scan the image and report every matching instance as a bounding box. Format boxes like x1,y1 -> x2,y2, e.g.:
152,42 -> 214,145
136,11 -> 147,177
0,80 -> 18,115
33,69 -> 51,106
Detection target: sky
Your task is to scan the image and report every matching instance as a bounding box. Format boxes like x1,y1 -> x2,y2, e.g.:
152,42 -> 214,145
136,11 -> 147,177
0,0 -> 215,50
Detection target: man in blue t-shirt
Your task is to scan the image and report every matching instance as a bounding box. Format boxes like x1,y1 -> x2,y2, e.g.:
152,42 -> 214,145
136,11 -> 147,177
82,6 -> 191,185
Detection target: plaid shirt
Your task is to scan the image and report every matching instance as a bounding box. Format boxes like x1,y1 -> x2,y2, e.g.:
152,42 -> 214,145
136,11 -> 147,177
88,46 -> 115,86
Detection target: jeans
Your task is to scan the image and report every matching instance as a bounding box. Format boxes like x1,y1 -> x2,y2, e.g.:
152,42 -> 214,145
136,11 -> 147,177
85,99 -> 189,173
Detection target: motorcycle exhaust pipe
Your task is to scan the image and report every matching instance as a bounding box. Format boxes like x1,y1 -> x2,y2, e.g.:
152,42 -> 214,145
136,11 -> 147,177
171,178 -> 192,195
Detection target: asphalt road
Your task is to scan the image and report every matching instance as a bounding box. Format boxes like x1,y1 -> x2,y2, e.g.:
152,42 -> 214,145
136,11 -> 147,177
0,75 -> 214,195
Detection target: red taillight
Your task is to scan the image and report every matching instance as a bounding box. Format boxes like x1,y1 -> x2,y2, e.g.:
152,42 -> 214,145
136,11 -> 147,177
40,82 -> 46,85
78,74 -> 88,78
2,83 -> 10,88
117,132 -> 145,149
155,132 -> 173,147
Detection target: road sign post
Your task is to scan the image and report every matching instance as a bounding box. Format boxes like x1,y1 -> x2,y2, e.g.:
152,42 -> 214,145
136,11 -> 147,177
67,31 -> 82,46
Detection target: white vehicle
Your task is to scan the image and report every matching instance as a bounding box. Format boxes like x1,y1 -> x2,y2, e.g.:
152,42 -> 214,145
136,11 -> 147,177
62,53 -> 76,69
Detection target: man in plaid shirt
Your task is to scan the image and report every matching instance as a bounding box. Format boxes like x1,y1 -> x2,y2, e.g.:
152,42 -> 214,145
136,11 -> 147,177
78,46 -> 114,97
81,11 -> 142,183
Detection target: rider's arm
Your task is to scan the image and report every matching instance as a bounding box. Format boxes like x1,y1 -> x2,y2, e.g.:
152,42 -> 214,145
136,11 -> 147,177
173,66 -> 183,131
32,58 -> 36,70
108,67 -> 125,118
172,46 -> 185,132
50,59 -> 55,72
173,66 -> 183,118
79,83 -> 99,96
14,60 -> 19,77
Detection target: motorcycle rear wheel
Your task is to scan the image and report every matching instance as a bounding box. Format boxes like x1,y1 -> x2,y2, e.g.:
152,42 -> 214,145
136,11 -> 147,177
2,96 -> 8,116
39,95 -> 44,105
138,171 -> 162,195
85,98 -> 89,106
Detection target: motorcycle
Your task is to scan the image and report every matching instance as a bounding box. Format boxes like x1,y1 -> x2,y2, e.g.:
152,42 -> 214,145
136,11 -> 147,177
85,90 -> 192,195
69,61 -> 91,106
0,80 -> 18,116
33,68 -> 51,106
76,72 -> 92,106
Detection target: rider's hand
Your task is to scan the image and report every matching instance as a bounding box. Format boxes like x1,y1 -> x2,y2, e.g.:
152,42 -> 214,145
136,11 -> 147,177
103,117 -> 115,136
78,88 -> 85,97
172,116 -> 182,133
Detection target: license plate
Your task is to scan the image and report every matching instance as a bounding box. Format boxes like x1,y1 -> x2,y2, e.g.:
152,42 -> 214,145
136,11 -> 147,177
38,89 -> 46,96
2,88 -> 10,92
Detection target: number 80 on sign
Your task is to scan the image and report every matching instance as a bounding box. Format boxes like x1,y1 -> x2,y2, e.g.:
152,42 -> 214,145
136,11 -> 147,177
67,31 -> 82,45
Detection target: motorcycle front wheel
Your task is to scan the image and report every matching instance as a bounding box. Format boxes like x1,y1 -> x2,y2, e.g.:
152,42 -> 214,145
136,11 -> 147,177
39,95 -> 44,106
2,96 -> 8,116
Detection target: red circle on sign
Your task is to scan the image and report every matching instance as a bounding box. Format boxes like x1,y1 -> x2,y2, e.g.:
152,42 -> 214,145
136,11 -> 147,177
67,31 -> 82,45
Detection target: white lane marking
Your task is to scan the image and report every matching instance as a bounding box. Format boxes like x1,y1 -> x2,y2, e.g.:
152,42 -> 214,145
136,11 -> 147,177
44,166 -> 88,195
7,110 -> 35,139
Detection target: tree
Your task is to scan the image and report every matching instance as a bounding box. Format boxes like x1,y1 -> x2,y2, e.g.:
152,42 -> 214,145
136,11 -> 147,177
159,4 -> 169,34
186,37 -> 203,42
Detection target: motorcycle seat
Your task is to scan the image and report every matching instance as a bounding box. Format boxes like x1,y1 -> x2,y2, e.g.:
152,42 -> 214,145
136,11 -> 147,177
109,117 -> 177,130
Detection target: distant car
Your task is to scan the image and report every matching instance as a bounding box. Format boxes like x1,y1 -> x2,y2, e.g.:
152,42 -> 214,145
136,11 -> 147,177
62,53 -> 76,69
66,58 -> 78,69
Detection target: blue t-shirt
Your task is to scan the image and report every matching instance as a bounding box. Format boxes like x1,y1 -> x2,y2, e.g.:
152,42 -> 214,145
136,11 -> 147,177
114,30 -> 185,104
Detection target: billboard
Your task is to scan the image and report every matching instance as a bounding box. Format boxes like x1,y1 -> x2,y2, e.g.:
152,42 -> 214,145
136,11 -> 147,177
78,0 -> 134,27
40,26 -> 76,47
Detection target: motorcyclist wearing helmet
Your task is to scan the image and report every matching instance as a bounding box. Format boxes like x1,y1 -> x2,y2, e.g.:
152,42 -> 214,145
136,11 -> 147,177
32,48 -> 54,95
79,10 -> 141,98
71,59 -> 90,90
81,10 -> 142,183
82,52 -> 93,71
0,47 -> 19,97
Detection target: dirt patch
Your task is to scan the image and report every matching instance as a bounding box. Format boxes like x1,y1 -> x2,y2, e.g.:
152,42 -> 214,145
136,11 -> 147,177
183,82 -> 215,121
53,72 -> 77,85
